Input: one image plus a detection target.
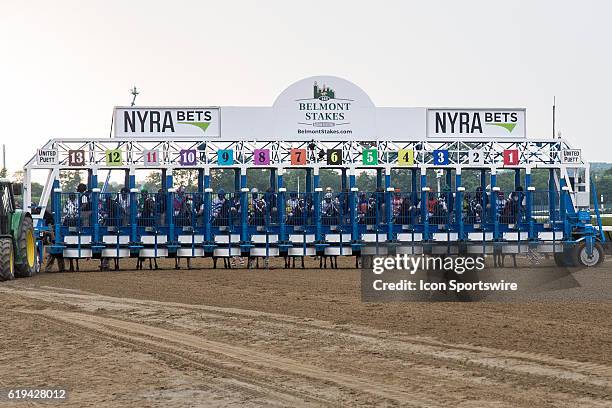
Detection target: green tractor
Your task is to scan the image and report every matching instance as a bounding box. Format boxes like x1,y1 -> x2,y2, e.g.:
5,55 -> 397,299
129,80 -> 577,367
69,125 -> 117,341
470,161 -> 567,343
0,179 -> 38,281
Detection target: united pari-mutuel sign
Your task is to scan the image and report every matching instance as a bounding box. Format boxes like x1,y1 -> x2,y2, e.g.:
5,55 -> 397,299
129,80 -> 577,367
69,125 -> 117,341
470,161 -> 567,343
114,107 -> 220,138
427,108 -> 526,138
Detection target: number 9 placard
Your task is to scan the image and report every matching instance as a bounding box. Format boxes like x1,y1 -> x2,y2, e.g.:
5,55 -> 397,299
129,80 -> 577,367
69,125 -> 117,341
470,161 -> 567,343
217,149 -> 234,166
105,149 -> 123,166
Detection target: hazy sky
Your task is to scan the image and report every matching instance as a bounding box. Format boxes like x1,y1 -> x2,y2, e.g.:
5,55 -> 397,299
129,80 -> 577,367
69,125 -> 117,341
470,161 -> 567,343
2,0 -> 611,173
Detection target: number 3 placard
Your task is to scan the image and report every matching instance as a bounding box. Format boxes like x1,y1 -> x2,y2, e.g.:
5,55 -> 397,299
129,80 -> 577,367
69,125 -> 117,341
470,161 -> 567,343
432,149 -> 449,165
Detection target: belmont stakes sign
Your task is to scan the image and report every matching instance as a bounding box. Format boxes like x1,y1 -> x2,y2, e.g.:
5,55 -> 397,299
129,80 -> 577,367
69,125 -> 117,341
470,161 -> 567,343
112,76 -> 526,141
270,75 -> 377,141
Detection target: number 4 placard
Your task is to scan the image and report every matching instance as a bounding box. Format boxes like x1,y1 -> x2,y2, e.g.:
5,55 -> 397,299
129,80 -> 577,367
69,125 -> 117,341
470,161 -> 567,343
503,149 -> 519,165
397,149 -> 414,166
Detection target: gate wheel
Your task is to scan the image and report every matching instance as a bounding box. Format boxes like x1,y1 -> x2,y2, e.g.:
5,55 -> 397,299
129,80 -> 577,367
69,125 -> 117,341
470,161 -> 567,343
572,242 -> 604,267
0,237 -> 15,281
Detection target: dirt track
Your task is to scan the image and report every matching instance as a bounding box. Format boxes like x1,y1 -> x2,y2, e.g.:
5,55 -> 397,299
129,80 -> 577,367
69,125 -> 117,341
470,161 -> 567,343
0,257 -> 611,407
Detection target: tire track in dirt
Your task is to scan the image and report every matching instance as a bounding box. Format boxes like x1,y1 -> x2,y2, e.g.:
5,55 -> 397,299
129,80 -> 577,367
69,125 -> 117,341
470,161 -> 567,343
20,309 -> 451,407
10,286 -> 612,389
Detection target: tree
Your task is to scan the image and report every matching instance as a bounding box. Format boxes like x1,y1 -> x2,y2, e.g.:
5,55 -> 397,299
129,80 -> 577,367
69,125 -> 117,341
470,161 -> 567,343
60,170 -> 83,192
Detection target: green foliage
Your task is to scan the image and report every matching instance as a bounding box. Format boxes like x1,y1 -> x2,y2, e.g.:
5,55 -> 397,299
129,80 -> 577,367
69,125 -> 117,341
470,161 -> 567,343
60,170 -> 83,192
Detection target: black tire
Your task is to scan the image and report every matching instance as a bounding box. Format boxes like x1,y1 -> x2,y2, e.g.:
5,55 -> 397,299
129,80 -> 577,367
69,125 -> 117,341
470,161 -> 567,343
15,216 -> 36,278
571,242 -> 605,267
554,252 -> 572,267
0,237 -> 15,281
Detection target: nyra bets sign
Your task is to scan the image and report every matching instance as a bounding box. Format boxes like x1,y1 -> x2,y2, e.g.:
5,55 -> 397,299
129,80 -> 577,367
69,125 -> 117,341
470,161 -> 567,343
272,76 -> 376,141
114,107 -> 220,138
427,108 -> 526,138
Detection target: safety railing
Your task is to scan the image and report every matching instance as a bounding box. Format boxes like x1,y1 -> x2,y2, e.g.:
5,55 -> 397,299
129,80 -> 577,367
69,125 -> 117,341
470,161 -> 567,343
285,192 -> 315,227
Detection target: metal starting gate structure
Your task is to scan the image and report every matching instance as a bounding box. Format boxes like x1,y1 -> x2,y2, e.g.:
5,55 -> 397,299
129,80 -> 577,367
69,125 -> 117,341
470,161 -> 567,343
22,76 -> 605,267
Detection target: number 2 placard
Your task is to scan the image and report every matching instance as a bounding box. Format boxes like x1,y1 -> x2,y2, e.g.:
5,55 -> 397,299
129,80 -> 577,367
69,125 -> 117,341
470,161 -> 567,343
469,150 -> 484,165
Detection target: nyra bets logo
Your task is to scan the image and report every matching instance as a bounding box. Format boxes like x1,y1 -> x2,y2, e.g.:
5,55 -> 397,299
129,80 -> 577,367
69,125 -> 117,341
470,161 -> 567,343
114,107 -> 220,138
295,82 -> 354,133
427,109 -> 526,138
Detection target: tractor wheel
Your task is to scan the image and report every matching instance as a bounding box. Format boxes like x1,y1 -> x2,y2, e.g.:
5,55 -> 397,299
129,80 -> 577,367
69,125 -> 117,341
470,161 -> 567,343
15,216 -> 37,278
571,242 -> 604,268
0,237 -> 15,281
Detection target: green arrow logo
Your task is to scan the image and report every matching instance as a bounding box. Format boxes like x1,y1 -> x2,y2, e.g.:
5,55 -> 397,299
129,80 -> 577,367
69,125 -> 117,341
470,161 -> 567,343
178,122 -> 211,132
487,122 -> 517,132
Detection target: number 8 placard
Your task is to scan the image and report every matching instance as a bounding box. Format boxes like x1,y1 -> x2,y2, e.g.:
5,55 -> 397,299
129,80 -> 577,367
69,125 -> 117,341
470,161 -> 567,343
253,149 -> 270,165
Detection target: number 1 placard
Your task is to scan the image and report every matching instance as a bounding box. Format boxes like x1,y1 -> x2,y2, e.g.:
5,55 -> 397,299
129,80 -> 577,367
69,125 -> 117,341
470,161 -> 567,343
503,149 -> 519,165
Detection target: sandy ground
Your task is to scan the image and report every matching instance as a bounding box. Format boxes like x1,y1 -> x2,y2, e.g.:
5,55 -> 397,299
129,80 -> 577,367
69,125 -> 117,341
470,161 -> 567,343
0,256 -> 611,407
